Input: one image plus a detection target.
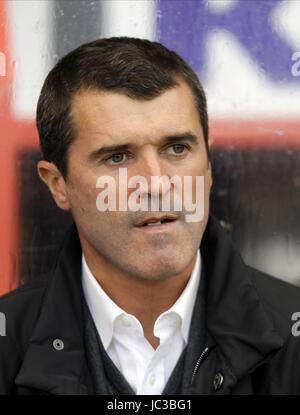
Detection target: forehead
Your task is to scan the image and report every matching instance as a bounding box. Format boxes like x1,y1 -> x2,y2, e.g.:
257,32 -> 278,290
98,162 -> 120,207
71,81 -> 202,145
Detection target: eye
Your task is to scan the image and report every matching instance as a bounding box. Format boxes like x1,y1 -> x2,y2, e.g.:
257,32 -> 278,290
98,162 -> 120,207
168,144 -> 189,155
106,153 -> 126,164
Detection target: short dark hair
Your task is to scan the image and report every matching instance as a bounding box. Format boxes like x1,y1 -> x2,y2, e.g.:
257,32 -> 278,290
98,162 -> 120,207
36,37 -> 209,177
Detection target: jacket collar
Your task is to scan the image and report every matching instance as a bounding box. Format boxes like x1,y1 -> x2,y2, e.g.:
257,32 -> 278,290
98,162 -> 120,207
202,215 -> 284,382
15,215 -> 284,394
15,224 -> 89,394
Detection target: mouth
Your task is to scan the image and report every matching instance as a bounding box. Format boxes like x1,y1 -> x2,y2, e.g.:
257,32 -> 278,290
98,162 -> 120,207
134,214 -> 178,230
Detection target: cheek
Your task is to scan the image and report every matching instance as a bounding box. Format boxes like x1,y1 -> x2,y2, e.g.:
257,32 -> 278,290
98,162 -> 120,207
182,151 -> 208,175
180,161 -> 209,192
67,172 -> 101,214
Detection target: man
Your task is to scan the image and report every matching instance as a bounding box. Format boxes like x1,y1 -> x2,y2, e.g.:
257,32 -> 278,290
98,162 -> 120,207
1,37 -> 300,395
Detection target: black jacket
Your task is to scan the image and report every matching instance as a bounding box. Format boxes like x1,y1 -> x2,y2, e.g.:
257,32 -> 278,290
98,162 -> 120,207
1,215 -> 300,395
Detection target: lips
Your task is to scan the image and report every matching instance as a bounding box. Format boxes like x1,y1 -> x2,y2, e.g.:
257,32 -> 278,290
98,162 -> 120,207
135,214 -> 178,227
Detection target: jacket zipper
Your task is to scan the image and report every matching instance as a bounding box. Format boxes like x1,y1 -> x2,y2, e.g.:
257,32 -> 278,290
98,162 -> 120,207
191,346 -> 209,384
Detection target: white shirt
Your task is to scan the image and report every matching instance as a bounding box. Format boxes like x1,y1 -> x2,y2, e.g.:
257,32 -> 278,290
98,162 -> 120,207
82,251 -> 201,395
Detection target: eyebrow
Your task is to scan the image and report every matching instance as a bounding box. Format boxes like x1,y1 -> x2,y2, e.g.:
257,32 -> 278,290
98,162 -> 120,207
88,132 -> 199,163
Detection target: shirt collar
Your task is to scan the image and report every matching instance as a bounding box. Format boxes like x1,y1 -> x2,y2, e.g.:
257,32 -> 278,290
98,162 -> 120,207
81,255 -> 124,349
82,250 -> 201,349
158,250 -> 201,343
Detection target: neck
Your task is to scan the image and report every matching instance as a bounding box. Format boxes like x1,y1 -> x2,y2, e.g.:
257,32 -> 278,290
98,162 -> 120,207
81,238 -> 197,348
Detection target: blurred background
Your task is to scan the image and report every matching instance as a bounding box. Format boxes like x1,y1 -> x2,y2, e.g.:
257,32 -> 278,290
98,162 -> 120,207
1,0 -> 300,294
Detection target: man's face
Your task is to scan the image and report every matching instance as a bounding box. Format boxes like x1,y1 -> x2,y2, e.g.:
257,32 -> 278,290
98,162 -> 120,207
65,80 -> 212,281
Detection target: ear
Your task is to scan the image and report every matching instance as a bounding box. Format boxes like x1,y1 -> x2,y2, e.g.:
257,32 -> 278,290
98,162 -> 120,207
207,137 -> 213,188
37,160 -> 71,211
207,161 -> 213,190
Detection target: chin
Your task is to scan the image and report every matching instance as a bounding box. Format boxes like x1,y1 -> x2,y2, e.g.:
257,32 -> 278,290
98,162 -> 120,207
130,250 -> 194,282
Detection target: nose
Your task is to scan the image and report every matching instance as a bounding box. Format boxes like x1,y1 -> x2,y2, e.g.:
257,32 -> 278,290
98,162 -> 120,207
139,149 -> 163,178
132,149 -> 170,204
